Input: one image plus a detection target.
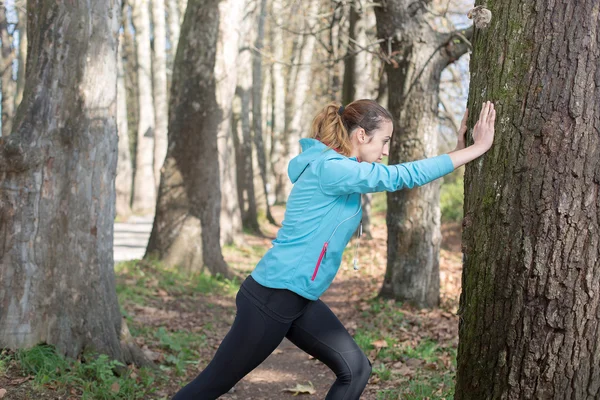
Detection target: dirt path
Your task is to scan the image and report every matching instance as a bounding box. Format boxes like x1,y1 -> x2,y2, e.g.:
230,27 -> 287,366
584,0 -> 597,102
115,209 -> 461,399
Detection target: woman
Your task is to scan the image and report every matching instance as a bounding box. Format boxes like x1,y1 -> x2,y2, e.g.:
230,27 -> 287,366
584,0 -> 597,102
173,99 -> 496,399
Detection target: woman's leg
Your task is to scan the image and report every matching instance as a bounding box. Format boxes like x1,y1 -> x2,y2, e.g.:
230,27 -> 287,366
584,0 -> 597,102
171,289 -> 290,400
285,300 -> 372,400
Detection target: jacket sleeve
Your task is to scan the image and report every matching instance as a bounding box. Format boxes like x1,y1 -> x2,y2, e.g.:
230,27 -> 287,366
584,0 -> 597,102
317,154 -> 455,195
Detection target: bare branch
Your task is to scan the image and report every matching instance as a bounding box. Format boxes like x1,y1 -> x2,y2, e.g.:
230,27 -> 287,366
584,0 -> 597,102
441,26 -> 474,65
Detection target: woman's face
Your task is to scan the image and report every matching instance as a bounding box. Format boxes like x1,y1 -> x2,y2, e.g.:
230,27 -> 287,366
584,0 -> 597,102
355,119 -> 393,163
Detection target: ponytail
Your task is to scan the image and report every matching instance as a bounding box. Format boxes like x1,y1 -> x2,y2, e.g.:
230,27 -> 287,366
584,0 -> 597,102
310,102 -> 353,156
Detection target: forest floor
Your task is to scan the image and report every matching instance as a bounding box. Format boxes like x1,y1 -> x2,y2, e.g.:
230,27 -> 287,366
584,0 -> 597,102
0,193 -> 464,399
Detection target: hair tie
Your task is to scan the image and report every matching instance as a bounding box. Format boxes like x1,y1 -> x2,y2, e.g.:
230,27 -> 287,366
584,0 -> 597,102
337,105 -> 345,116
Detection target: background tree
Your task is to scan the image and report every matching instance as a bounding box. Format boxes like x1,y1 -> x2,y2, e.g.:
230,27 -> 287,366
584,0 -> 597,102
116,33 -> 133,219
456,0 -> 600,398
131,0 -> 156,213
0,4 -> 16,137
146,0 -> 233,278
216,0 -> 245,246
375,0 -> 472,308
151,0 -> 169,187
0,0 -> 130,361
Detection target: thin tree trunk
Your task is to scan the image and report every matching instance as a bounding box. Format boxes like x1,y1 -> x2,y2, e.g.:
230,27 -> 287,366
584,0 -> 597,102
131,0 -> 156,213
456,1 -> 600,398
252,0 -> 275,225
167,0 -> 180,68
270,0 -> 288,205
116,34 -> 133,220
240,84 -> 258,231
151,0 -> 168,189
215,0 -> 244,245
356,4 -> 377,238
342,0 -> 358,106
14,3 -> 26,110
1,5 -> 16,137
236,37 -> 259,232
0,0 -> 127,361
280,0 -> 319,202
146,0 -> 233,278
122,3 -> 139,188
375,1 -> 472,308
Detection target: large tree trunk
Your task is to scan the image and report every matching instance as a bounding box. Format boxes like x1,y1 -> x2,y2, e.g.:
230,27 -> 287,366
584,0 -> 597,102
0,0 -> 125,360
14,3 -> 26,110
375,1 -> 471,308
131,0 -> 156,213
269,0 -> 288,205
215,0 -> 244,246
456,1 -> 600,398
116,34 -> 133,220
145,0 -> 233,279
151,0 -> 168,188
1,5 -> 16,137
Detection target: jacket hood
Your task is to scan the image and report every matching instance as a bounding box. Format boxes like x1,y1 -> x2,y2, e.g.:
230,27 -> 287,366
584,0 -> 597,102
288,138 -> 330,183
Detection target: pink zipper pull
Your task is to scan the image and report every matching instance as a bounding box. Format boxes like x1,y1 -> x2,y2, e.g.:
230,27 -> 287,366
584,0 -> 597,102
311,242 -> 328,281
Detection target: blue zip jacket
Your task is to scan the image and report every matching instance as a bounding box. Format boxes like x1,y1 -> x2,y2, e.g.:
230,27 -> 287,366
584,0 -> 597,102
251,138 -> 455,300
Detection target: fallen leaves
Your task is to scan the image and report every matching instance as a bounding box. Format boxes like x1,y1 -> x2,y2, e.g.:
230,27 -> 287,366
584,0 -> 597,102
282,381 -> 316,395
0,388 -> 6,398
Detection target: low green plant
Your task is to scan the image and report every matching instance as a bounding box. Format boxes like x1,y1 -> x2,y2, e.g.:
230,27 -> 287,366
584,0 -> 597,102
440,168 -> 464,223
10,344 -> 159,399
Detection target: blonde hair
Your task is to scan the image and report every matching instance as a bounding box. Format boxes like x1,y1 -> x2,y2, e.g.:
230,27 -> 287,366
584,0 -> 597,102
310,102 -> 353,156
310,99 -> 393,157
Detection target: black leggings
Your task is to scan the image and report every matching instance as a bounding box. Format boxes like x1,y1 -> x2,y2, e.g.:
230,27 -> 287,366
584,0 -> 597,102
172,276 -> 371,400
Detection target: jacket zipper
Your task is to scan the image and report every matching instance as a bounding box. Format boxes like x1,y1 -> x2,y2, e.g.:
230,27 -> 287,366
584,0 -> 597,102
311,204 -> 362,281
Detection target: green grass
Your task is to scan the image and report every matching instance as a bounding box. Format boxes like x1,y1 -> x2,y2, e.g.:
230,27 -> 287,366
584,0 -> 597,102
353,297 -> 457,399
115,258 -> 240,308
154,327 -> 206,376
6,344 -> 160,399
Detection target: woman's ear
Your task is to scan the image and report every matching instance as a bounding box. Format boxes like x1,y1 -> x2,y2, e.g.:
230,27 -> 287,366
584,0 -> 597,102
356,127 -> 366,143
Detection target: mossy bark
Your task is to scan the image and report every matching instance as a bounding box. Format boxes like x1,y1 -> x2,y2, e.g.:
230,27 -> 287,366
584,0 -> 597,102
456,0 -> 600,398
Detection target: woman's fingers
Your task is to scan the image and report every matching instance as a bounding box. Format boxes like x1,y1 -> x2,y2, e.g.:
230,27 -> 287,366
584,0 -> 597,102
479,101 -> 487,123
461,108 -> 469,125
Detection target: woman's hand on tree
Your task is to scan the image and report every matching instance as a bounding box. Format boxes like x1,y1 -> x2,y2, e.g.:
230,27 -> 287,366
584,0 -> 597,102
472,101 -> 496,152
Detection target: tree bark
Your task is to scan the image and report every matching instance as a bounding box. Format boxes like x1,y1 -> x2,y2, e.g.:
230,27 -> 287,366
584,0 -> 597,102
215,0 -> 244,246
151,0 -> 169,189
14,3 -> 26,110
375,1 -> 472,308
1,5 -> 16,137
146,0 -> 233,279
116,33 -> 133,220
456,1 -> 600,398
131,0 -> 156,213
0,0 -> 125,360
